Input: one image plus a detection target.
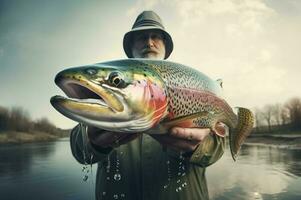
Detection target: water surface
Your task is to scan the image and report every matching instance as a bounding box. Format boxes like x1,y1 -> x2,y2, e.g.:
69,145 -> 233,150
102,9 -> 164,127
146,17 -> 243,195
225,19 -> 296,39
0,139 -> 300,200
207,145 -> 301,200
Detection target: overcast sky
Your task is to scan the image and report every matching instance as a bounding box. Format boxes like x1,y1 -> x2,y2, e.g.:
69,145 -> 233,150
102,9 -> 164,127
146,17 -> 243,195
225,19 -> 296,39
1,0 -> 300,129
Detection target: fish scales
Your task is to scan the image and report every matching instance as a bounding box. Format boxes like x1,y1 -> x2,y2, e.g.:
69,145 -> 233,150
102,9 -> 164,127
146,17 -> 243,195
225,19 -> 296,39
136,60 -> 236,126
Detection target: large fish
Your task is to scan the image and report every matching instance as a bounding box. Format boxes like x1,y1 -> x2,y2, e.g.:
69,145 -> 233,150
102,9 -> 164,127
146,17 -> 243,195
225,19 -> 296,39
51,59 -> 254,160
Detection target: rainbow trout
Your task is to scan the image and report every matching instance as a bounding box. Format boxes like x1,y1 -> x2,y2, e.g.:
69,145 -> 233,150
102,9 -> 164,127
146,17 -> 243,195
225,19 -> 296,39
51,59 -> 254,160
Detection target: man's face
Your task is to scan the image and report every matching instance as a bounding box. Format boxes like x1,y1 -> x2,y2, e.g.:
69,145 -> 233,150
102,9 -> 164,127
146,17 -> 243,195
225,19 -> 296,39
131,30 -> 166,60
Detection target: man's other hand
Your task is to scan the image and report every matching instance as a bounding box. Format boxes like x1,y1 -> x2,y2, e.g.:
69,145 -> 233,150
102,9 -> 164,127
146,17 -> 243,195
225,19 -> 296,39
150,122 -> 226,153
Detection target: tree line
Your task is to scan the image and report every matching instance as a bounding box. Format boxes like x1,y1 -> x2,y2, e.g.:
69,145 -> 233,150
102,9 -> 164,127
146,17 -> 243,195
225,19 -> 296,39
0,106 -> 67,136
253,97 -> 301,133
1,97 -> 300,135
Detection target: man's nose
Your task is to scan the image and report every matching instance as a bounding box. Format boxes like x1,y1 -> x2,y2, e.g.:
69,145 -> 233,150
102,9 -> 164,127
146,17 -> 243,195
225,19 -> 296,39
146,37 -> 155,47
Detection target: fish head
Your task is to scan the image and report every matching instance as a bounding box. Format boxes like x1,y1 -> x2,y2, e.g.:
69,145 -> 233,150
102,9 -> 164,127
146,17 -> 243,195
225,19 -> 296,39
50,62 -> 168,132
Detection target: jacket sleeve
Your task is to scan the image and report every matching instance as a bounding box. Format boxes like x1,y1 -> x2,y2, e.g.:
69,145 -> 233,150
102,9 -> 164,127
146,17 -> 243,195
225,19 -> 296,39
188,133 -> 226,167
70,123 -> 113,165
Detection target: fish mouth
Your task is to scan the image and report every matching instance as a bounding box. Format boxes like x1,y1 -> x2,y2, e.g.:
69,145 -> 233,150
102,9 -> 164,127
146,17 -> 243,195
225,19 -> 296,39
50,72 -> 125,123
54,79 -> 108,107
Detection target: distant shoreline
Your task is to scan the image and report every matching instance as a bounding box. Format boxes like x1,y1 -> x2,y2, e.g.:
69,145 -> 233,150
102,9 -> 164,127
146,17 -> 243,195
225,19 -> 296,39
245,133 -> 301,148
0,131 -> 69,144
1,131 -> 301,146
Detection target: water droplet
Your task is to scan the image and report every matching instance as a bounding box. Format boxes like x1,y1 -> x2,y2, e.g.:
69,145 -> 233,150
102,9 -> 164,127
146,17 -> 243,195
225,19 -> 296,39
102,192 -> 106,196
106,177 -> 110,180
163,185 -> 168,189
113,194 -> 118,199
177,179 -> 181,183
182,172 -> 186,176
83,175 -> 88,181
179,186 -> 182,191
177,172 -> 181,176
121,193 -> 125,198
176,188 -> 179,192
166,160 -> 170,164
114,173 -> 121,181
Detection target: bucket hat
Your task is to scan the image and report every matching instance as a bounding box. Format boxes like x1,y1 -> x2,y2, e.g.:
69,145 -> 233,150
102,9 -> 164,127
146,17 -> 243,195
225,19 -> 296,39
123,11 -> 173,59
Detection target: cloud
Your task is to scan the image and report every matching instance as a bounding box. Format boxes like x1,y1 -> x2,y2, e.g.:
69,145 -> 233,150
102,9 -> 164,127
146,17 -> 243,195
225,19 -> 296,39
125,0 -> 301,110
128,0 -> 275,33
126,0 -> 160,17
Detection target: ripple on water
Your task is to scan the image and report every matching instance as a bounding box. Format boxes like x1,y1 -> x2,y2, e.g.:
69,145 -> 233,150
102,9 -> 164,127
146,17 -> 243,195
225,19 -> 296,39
207,145 -> 301,200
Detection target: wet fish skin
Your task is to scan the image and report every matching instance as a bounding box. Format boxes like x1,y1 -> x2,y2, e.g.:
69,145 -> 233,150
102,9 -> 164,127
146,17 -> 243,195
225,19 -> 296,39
51,59 -> 254,160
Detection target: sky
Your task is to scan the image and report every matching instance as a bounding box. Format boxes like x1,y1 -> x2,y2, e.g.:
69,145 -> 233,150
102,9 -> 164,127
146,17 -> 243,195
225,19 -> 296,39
0,0 -> 300,129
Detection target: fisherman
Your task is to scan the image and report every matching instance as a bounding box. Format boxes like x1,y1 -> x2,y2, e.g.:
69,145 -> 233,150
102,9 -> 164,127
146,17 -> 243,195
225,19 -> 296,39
70,10 -> 226,200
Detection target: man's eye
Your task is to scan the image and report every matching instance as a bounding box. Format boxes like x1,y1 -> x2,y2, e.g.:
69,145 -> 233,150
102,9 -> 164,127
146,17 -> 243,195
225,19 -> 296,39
151,34 -> 163,40
136,35 -> 146,41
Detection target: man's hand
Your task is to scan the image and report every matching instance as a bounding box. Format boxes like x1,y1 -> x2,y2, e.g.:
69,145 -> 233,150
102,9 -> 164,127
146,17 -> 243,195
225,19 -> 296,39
87,126 -> 139,148
151,127 -> 210,153
150,123 -> 227,153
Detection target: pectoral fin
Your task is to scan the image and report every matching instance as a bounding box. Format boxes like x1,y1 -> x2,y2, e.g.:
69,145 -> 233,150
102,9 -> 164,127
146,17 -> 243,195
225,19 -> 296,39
146,111 -> 212,134
229,107 -> 254,161
162,111 -> 211,128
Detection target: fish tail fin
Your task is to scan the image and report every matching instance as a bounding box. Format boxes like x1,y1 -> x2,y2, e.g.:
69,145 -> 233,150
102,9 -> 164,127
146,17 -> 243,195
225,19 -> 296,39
229,107 -> 254,161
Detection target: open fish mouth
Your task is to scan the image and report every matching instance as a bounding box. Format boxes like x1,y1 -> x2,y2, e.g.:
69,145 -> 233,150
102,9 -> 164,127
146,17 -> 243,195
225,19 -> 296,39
50,70 -> 126,125
53,79 -> 108,108
50,66 -> 161,132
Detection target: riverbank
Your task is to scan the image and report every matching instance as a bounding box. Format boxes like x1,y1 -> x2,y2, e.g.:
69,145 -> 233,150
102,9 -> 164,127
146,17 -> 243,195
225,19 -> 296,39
0,131 -> 67,144
245,133 -> 301,148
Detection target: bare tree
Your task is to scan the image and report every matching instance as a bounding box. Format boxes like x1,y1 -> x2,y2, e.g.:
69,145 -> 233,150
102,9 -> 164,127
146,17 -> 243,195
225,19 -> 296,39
9,107 -> 32,132
253,108 -> 264,132
34,117 -> 57,134
0,106 -> 9,131
285,97 -> 301,130
281,106 -> 290,125
262,105 -> 274,132
271,103 -> 282,126
0,105 -> 63,136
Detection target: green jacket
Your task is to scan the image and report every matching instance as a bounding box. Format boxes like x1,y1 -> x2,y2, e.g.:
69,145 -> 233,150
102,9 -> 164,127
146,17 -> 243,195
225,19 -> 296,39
70,124 -> 225,200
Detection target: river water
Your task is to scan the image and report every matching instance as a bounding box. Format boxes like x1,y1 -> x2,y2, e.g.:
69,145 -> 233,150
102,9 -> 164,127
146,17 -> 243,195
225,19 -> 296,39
0,138 -> 300,200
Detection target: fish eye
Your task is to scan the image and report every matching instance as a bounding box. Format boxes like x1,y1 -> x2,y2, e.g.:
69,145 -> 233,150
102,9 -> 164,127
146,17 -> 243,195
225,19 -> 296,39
108,72 -> 125,87
113,76 -> 121,85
